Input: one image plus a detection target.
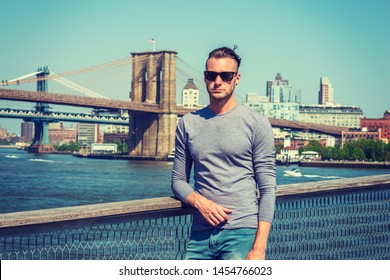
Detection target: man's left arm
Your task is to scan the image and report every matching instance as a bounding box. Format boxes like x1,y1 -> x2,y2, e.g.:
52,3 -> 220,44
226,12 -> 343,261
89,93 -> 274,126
246,221 -> 272,260
249,117 -> 277,260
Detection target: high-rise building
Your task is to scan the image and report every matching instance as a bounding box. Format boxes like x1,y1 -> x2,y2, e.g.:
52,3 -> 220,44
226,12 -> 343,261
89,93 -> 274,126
243,93 -> 300,121
21,122 -> 34,143
182,78 -> 199,108
318,76 -> 335,106
266,73 -> 301,104
77,123 -> 100,146
0,126 -> 7,139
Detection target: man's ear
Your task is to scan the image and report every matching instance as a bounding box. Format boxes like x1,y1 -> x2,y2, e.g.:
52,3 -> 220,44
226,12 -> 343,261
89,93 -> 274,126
235,73 -> 241,85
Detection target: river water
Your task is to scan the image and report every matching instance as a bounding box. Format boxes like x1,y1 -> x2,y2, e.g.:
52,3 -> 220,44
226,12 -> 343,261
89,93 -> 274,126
0,148 -> 388,214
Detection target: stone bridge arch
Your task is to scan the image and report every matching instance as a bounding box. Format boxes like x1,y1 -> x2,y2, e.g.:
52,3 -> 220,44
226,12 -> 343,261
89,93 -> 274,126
128,50 -> 178,158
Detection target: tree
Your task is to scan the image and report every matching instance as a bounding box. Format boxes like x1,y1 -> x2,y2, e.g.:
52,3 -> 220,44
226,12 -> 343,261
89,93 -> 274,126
304,140 -> 324,156
105,139 -> 128,154
351,147 -> 366,161
275,143 -> 283,155
0,139 -> 11,145
53,141 -> 81,152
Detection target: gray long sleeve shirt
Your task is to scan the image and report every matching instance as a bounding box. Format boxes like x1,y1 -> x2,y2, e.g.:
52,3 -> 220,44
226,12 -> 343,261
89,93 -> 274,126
171,104 -> 276,231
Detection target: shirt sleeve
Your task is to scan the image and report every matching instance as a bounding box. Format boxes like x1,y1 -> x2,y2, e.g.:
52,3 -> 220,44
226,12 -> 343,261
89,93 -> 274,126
171,118 -> 194,203
252,117 -> 277,223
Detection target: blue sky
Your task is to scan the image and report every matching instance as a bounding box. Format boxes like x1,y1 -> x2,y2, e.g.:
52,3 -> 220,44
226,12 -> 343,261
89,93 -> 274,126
1,0 -> 389,134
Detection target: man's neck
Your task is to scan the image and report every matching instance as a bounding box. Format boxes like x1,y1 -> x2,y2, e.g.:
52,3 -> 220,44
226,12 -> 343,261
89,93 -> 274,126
209,96 -> 238,115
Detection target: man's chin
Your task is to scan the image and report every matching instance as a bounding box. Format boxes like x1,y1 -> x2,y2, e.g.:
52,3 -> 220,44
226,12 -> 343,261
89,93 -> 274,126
209,92 -> 225,99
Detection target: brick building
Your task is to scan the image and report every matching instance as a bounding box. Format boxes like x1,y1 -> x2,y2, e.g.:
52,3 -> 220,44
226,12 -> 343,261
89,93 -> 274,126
360,110 -> 390,142
48,123 -> 77,144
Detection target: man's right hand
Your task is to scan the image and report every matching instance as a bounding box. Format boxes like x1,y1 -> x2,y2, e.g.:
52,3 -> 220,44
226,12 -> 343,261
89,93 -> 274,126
186,192 -> 233,226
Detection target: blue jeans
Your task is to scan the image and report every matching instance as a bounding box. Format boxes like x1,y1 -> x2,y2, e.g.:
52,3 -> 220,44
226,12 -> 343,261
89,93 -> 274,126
185,228 -> 257,260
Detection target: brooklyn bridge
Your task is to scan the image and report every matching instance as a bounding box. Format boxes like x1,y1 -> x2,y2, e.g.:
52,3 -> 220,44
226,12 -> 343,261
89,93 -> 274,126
0,50 -> 348,157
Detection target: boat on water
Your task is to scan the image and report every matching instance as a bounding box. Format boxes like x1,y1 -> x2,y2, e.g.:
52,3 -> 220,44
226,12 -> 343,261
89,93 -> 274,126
166,149 -> 175,161
284,168 -> 302,177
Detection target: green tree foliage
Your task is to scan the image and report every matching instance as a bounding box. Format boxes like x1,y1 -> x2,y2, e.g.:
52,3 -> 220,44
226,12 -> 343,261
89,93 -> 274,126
304,140 -> 324,154
108,139 -> 128,154
275,143 -> 283,155
53,141 -> 81,152
303,139 -> 389,162
0,139 -> 12,145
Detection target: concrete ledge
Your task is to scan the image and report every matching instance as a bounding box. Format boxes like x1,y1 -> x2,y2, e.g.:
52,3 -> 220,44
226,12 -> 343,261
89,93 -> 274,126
0,196 -> 185,229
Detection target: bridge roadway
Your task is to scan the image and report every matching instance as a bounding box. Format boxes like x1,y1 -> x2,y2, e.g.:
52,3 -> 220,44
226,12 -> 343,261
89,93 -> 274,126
0,108 -> 129,125
0,88 -> 348,136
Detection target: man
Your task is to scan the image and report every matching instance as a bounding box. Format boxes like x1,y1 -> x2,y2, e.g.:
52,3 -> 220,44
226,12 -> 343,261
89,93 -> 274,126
171,47 -> 276,260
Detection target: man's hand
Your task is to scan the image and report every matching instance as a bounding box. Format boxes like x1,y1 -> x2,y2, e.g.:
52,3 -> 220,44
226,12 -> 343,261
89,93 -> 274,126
246,248 -> 266,260
246,221 -> 272,260
186,192 -> 232,226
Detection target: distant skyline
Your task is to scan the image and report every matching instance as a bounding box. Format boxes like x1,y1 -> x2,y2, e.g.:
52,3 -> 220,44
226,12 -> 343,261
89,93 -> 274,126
1,0 -> 389,134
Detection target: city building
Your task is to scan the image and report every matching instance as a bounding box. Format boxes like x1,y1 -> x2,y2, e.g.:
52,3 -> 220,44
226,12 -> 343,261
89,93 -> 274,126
0,125 -> 7,139
298,105 -> 363,128
243,93 -> 300,121
21,122 -> 34,143
300,151 -> 320,161
298,75 -> 363,128
318,76 -> 335,106
103,132 -> 128,144
105,124 -> 129,134
292,130 -> 337,147
341,129 -> 382,146
360,109 -> 390,142
91,143 -> 117,154
246,92 -> 269,104
182,78 -> 199,108
244,73 -> 302,121
266,73 -> 302,104
48,123 -> 77,144
276,136 -> 299,164
277,146 -> 300,164
77,123 -> 101,146
103,114 -> 130,146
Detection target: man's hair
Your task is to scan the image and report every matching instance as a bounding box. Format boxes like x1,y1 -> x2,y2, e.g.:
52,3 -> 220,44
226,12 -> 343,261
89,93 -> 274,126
206,46 -> 241,69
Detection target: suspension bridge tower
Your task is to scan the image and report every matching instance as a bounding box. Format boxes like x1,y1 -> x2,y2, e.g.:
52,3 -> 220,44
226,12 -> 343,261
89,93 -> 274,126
27,66 -> 55,153
128,50 -> 178,158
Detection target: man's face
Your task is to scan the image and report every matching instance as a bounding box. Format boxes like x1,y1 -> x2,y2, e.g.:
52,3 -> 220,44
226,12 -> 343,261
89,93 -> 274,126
204,57 -> 240,101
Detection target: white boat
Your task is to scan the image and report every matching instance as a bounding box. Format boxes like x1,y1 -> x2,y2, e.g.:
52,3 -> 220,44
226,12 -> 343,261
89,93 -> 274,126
284,168 -> 302,177
167,149 -> 175,161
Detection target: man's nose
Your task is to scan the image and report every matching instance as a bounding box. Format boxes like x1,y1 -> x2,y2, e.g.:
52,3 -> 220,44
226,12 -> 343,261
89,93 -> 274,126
214,74 -> 223,84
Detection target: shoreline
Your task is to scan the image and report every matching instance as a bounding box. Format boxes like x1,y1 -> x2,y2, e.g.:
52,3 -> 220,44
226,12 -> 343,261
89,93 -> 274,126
73,153 -> 168,161
299,160 -> 390,169
2,147 -> 389,167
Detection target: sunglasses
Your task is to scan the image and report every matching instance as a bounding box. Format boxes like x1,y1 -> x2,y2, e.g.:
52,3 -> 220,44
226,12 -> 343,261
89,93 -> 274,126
204,71 -> 237,82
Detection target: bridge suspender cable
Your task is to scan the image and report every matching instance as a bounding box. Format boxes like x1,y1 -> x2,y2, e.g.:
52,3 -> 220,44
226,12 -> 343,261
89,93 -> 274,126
5,71 -> 44,84
48,73 -> 109,99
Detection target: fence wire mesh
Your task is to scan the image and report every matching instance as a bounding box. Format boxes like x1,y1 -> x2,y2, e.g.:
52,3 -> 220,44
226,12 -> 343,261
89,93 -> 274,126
1,215 -> 192,260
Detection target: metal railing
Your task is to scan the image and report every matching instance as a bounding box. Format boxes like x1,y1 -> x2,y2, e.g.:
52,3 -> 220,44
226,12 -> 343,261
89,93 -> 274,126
1,174 -> 389,260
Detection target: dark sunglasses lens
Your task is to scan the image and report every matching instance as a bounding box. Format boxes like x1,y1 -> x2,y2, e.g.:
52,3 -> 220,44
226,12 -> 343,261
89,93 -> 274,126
204,71 -> 218,81
220,72 -> 234,81
204,71 -> 235,81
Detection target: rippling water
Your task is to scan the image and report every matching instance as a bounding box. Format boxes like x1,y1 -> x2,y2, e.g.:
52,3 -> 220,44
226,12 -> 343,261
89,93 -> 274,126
0,149 -> 388,214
